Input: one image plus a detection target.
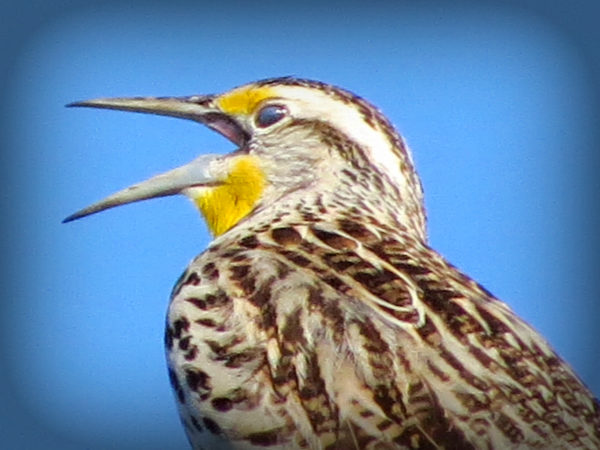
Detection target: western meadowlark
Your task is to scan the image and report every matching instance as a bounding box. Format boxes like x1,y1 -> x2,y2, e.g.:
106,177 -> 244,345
64,77 -> 600,449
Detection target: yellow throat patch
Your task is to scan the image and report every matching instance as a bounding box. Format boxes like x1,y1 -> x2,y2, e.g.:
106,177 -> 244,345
193,155 -> 266,236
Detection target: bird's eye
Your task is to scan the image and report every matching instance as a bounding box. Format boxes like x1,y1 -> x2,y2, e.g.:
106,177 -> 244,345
256,104 -> 287,128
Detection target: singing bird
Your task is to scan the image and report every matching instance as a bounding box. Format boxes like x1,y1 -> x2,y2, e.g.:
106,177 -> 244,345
65,78 -> 600,449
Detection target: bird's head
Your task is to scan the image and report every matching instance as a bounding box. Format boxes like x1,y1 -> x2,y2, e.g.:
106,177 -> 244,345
64,78 -> 426,239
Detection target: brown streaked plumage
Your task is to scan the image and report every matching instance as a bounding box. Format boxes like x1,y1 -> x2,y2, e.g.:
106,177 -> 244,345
66,77 -> 600,449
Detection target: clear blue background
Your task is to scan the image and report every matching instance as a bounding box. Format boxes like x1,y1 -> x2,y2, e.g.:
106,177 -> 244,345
2,1 -> 599,449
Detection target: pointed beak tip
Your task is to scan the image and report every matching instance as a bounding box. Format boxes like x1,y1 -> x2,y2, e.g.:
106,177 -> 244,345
66,99 -> 105,109
62,212 -> 81,223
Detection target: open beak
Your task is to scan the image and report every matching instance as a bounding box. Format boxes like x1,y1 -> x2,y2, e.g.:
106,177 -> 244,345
63,95 -> 245,223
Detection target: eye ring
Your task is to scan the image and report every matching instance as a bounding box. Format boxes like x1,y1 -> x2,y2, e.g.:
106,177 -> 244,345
255,104 -> 288,128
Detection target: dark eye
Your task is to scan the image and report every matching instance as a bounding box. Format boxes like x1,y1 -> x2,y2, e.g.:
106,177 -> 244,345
256,104 -> 287,128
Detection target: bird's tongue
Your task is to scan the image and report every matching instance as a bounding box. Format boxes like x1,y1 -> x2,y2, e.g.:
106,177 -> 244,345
203,112 -> 249,147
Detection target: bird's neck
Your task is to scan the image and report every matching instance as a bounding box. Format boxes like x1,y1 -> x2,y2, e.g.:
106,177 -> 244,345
234,180 -> 427,244
191,153 -> 428,242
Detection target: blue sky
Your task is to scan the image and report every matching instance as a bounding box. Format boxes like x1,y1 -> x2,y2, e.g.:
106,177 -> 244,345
2,2 -> 599,449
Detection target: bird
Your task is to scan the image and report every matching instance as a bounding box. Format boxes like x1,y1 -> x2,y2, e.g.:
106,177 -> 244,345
64,77 -> 600,449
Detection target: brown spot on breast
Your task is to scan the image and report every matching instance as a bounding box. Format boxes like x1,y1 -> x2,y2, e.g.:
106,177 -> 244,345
358,318 -> 390,354
178,336 -> 191,350
172,317 -> 190,339
438,347 -> 488,391
393,427 -> 431,449
372,384 -> 405,421
185,297 -> 207,310
426,359 -> 450,382
530,423 -> 549,439
208,341 -> 262,369
376,419 -> 394,431
195,318 -> 217,328
337,218 -> 378,243
394,262 -> 430,276
230,264 -> 250,280
246,429 -> 282,446
184,272 -> 201,286
204,339 -> 228,356
239,235 -> 260,248
203,417 -> 222,435
201,262 -> 219,280
278,249 -> 311,267
401,393 -> 475,449
476,305 -> 510,335
261,302 -> 278,330
455,391 -> 490,414
184,346 -> 198,361
281,309 -> 307,345
190,416 -> 203,431
469,345 -> 496,369
224,348 -> 262,368
301,211 -> 318,222
271,227 -> 302,246
306,288 -> 344,339
359,409 -> 374,418
211,397 -> 233,412
352,267 -> 396,290
324,253 -> 357,272
496,412 -> 525,443
420,287 -> 484,342
295,353 -> 337,435
341,168 -> 358,182
415,317 -> 439,345
249,281 -> 272,307
322,274 -> 347,292
185,368 -> 211,392
204,291 -> 230,308
230,264 -> 255,294
311,227 -> 357,250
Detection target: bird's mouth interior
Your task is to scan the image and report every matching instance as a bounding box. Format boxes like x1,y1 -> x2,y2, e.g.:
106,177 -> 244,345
203,113 -> 250,148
